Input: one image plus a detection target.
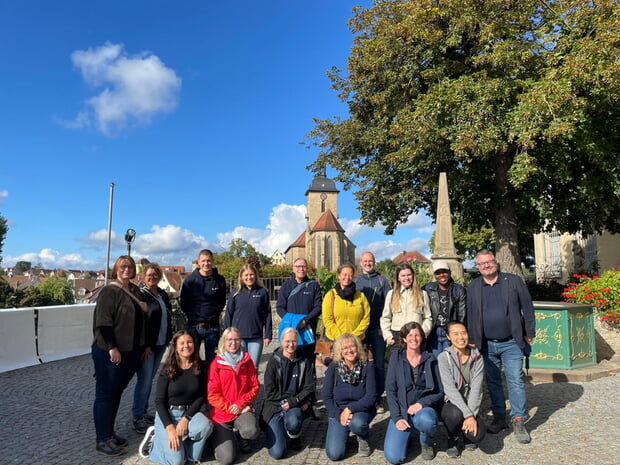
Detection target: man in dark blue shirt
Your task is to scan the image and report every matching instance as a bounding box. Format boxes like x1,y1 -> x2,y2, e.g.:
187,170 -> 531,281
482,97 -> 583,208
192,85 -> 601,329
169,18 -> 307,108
467,250 -> 535,444
180,249 -> 227,362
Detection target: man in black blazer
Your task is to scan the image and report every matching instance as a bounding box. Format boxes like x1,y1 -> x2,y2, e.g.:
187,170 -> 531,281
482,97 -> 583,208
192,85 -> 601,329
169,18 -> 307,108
467,250 -> 535,444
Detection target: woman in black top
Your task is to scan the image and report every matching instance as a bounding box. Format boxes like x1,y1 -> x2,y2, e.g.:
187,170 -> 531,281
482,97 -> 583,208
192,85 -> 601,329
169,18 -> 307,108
141,330 -> 212,465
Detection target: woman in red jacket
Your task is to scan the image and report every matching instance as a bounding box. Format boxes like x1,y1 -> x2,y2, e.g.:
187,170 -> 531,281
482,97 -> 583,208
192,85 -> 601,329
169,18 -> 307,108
208,327 -> 260,465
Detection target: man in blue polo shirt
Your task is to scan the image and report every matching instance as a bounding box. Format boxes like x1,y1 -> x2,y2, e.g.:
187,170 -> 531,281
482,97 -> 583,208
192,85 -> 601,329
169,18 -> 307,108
467,249 -> 535,444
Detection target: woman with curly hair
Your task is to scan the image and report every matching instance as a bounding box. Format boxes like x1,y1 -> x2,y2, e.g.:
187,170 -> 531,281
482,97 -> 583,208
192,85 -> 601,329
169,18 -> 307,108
140,330 -> 212,465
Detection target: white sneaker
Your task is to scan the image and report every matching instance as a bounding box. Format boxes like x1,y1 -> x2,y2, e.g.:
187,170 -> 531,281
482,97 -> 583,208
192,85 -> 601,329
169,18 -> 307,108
139,426 -> 155,458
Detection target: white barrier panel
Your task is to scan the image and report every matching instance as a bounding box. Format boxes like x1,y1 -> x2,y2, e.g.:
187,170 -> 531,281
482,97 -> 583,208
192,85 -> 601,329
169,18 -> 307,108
0,308 -> 38,373
37,304 -> 95,363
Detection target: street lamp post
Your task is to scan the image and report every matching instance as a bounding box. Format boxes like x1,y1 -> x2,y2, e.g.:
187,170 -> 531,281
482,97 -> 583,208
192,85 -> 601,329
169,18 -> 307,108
125,228 -> 136,257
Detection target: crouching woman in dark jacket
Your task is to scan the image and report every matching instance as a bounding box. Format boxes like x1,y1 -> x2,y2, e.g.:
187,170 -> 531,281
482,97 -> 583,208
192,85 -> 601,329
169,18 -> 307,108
323,333 -> 376,460
261,327 -> 315,459
384,322 -> 444,464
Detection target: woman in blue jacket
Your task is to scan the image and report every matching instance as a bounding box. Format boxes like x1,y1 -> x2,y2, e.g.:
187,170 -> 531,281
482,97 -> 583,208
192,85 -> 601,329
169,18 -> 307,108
384,322 -> 444,463
322,333 -> 376,460
224,264 -> 272,370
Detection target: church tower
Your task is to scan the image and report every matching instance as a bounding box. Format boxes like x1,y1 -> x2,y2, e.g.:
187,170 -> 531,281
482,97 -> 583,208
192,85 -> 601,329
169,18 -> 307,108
305,175 -> 339,229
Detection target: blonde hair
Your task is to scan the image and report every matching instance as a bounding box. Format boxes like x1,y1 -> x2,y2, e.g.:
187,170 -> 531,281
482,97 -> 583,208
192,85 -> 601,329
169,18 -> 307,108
390,264 -> 424,313
332,333 -> 367,364
233,264 -> 264,297
217,327 -> 243,355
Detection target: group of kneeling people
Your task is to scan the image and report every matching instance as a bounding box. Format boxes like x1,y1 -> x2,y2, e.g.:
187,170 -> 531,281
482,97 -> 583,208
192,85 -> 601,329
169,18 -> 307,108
140,319 -> 484,465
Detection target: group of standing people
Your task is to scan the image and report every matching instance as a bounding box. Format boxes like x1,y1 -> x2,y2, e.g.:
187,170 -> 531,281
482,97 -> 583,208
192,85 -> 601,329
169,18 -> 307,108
91,247 -> 535,463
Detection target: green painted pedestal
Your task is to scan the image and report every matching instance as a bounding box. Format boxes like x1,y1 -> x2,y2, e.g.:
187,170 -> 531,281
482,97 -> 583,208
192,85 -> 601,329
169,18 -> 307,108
530,301 -> 597,369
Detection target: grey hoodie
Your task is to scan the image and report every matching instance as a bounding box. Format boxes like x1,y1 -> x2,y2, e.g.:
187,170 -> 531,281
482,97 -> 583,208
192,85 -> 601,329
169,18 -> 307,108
437,345 -> 484,419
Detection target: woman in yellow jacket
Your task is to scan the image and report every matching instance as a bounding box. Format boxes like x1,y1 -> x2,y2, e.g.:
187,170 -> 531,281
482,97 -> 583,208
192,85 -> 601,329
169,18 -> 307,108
322,264 -> 370,342
380,263 -> 432,349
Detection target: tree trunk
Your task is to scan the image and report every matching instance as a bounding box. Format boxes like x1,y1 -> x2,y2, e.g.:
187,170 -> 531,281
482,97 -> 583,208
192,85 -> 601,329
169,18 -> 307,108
493,150 -> 524,278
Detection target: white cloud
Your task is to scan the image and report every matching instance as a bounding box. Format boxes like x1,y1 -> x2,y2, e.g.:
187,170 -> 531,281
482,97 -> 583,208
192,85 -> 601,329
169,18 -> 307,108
4,249 -> 96,270
401,212 -> 435,233
0,190 -> 8,201
65,42 -> 181,135
217,203 -> 307,256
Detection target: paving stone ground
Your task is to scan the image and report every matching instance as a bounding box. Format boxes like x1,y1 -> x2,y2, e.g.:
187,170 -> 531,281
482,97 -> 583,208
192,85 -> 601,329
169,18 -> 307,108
2,346 -> 620,465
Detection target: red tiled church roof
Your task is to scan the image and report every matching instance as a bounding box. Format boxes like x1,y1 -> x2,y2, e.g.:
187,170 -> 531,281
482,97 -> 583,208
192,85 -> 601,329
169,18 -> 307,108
311,209 -> 344,232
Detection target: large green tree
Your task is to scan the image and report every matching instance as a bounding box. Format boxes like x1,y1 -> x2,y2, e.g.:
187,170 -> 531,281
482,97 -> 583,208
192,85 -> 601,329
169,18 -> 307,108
308,0 -> 620,276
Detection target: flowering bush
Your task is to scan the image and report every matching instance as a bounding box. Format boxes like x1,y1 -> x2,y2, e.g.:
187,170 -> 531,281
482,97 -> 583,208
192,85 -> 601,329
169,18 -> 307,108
562,268 -> 620,328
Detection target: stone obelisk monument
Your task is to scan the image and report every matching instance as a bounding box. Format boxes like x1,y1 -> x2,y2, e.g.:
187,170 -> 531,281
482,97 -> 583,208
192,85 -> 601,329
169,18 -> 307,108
432,172 -> 464,280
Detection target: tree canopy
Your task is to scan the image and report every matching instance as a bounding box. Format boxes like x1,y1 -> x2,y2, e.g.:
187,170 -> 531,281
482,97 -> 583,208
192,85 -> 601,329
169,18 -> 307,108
307,0 -> 620,275
13,261 -> 32,275
19,276 -> 75,307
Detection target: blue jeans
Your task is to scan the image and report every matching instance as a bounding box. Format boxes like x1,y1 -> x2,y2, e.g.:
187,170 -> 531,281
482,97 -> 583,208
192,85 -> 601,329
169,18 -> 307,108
326,412 -> 372,461
482,339 -> 527,419
132,344 -> 166,419
383,408 -> 438,465
427,326 -> 450,357
92,344 -> 140,442
364,327 -> 386,396
242,337 -> 263,372
189,326 -> 219,363
149,409 -> 212,465
266,407 -> 305,459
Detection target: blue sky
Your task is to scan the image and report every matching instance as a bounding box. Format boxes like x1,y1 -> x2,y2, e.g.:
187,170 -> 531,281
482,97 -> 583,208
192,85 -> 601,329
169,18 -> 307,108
0,0 -> 434,271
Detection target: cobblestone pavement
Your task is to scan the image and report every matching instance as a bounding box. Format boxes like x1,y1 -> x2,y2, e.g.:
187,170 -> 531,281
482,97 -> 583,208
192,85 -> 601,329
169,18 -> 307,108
2,347 -> 620,465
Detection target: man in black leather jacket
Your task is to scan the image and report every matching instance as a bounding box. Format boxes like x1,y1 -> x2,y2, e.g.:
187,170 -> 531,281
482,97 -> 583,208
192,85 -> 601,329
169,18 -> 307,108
422,260 -> 466,356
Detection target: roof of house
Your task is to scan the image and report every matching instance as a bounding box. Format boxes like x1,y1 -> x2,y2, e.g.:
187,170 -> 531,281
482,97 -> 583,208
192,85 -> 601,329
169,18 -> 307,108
392,250 -> 431,265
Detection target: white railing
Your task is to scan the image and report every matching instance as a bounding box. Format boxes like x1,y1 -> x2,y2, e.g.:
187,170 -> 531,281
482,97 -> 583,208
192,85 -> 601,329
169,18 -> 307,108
0,304 -> 95,373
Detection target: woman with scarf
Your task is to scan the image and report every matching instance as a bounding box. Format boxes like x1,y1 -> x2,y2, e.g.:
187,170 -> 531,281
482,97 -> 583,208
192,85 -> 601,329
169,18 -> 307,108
322,333 -> 376,460
208,327 -> 260,465
322,264 -> 370,343
261,327 -> 315,459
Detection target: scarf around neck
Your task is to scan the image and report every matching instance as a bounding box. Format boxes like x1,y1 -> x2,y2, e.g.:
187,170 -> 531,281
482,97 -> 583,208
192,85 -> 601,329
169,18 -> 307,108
336,282 -> 356,302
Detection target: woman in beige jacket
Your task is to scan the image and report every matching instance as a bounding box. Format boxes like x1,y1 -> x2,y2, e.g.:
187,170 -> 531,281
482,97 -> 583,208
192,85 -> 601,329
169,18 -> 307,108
380,264 -> 432,349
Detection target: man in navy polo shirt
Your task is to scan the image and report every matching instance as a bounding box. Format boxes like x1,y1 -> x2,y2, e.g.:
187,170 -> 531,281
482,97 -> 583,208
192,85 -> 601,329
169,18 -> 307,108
467,249 -> 535,444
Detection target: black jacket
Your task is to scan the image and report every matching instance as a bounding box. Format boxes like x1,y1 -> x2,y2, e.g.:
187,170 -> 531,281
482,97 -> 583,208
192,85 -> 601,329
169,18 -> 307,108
140,283 -> 173,349
466,272 -> 535,349
261,348 -> 315,423
180,268 -> 227,324
423,280 -> 467,327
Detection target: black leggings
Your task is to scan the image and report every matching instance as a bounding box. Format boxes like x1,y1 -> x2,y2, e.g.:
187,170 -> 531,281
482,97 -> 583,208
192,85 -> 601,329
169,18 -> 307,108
441,402 -> 486,443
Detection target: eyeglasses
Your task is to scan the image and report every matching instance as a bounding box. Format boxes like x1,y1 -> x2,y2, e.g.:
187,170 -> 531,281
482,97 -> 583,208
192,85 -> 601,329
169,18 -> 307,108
225,338 -> 241,343
476,260 -> 496,268
145,274 -> 160,278
294,265 -> 307,269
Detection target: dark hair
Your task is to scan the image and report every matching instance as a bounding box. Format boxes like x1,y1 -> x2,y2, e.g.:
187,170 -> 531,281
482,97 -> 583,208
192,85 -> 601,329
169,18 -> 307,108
198,249 -> 214,259
163,330 -> 203,379
446,321 -> 467,336
399,321 -> 427,350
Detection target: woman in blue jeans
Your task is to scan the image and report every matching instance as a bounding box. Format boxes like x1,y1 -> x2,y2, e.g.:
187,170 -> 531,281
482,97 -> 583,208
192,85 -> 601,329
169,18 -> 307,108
384,322 -> 444,463
224,264 -> 272,371
92,255 -> 147,457
261,327 -> 315,459
132,263 -> 173,434
322,333 -> 376,460
141,330 -> 212,465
